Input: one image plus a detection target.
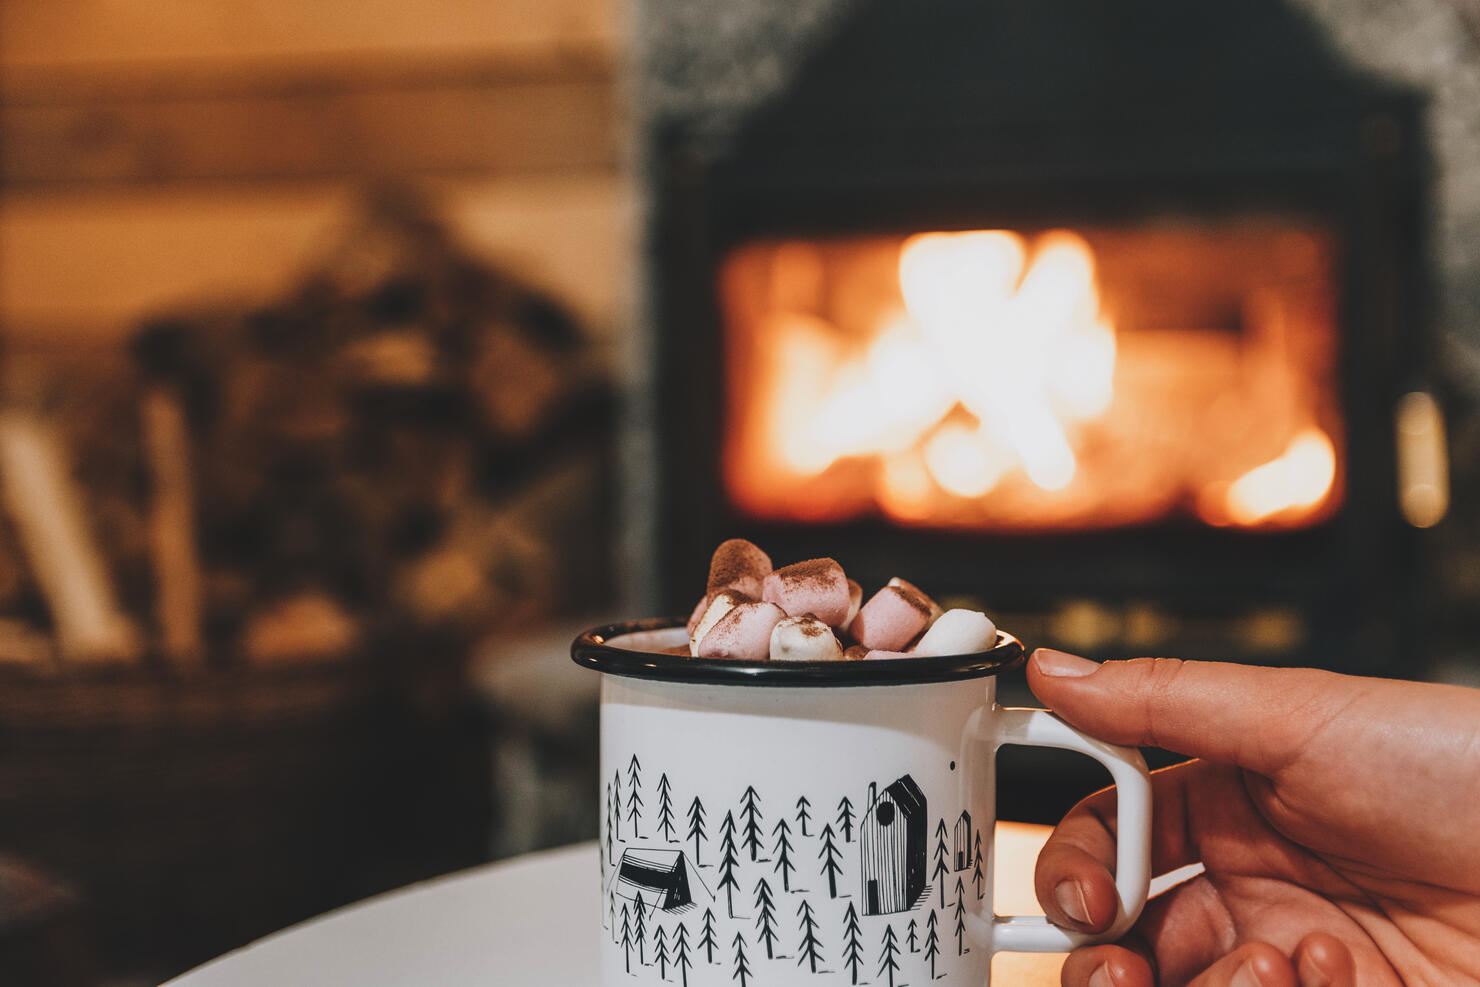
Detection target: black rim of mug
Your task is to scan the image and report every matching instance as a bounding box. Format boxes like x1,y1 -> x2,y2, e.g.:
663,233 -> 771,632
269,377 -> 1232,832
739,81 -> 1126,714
571,617 -> 1027,686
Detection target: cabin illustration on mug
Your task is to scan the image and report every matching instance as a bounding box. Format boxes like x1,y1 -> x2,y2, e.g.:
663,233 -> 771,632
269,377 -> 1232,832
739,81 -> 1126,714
858,774 -> 927,915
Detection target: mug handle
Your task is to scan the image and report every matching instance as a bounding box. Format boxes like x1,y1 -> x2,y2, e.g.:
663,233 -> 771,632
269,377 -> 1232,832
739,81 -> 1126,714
960,704 -> 1152,954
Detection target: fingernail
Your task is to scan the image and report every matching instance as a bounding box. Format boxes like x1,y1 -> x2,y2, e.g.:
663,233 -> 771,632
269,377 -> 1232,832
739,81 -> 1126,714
1033,648 -> 1099,677
1230,961 -> 1266,987
1086,964 -> 1115,987
1297,953 -> 1332,987
1053,879 -> 1091,926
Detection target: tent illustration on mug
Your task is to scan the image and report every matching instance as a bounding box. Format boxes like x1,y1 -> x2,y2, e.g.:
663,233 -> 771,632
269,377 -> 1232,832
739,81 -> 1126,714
606,846 -> 714,914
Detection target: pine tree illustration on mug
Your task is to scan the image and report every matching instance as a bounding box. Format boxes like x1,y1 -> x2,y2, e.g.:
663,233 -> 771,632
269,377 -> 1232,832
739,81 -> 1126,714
619,903 -> 633,973
924,909 -> 942,979
836,796 -> 856,842
700,908 -> 720,964
953,877 -> 969,955
627,756 -> 645,838
818,823 -> 844,898
907,917 -> 919,952
795,899 -> 825,972
654,925 -> 671,978
605,782 -> 615,863
740,786 -> 765,861
657,773 -> 678,842
878,922 -> 902,987
634,895 -> 648,964
932,819 -> 951,907
972,830 -> 985,899
717,812 -> 742,917
686,796 -> 708,866
841,902 -> 866,985
732,930 -> 753,987
795,795 -> 813,837
772,817 -> 797,891
753,878 -> 780,959
612,770 -> 622,841
674,920 -> 693,987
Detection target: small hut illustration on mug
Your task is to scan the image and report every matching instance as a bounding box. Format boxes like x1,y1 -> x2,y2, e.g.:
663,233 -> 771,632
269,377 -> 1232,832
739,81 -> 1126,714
858,774 -> 927,915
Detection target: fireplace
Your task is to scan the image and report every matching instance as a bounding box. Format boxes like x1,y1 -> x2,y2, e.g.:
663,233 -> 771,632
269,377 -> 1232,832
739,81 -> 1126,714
645,0 -> 1438,675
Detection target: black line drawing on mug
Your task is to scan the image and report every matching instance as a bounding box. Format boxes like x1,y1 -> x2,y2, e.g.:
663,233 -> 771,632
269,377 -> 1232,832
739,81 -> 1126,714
620,902 -> 633,973
607,847 -> 713,915
972,831 -> 985,901
634,894 -> 648,965
860,774 -> 928,916
837,796 -> 856,843
612,770 -> 622,842
754,877 -> 781,959
772,817 -> 797,891
732,930 -> 753,987
954,811 -> 972,871
686,796 -> 708,866
842,902 -> 866,985
819,823 -> 845,898
740,786 -> 766,862
924,909 -> 942,979
718,811 -> 742,917
658,773 -> 678,843
654,924 -> 671,978
795,898 -> 825,973
908,917 -> 919,953
674,920 -> 693,986
953,877 -> 969,956
932,818 -> 951,908
627,755 -> 645,839
796,795 -> 813,837
878,921 -> 902,987
700,908 -> 719,964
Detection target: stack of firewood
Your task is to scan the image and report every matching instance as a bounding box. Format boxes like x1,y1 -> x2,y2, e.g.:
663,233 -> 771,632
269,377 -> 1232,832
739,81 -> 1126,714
0,185 -> 615,670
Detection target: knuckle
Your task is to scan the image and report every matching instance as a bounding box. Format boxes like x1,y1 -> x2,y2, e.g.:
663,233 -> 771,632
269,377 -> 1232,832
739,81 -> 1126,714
1127,657 -> 1186,748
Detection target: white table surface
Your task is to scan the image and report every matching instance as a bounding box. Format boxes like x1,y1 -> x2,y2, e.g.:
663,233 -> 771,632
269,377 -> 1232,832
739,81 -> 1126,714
167,824 -> 1073,986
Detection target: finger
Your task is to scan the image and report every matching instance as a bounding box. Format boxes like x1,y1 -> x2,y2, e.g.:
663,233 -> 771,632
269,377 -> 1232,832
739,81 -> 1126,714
1036,760 -> 1205,931
1060,943 -> 1154,987
1186,943 -> 1298,987
1292,932 -> 1355,987
1027,649 -> 1351,773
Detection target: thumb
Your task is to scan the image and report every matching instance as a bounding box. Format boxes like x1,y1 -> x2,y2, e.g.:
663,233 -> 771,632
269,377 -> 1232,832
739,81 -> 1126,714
1026,649 -> 1348,772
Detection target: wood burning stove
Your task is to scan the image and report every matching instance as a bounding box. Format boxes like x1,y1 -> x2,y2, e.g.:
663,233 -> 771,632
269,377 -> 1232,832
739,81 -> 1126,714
647,0 -> 1435,674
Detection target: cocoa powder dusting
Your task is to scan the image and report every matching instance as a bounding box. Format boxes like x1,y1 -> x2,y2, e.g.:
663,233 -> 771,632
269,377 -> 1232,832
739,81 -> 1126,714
707,539 -> 771,592
774,557 -> 842,589
893,583 -> 934,617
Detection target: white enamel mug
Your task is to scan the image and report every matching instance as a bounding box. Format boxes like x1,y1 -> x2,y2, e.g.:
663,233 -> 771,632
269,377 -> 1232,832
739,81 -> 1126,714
573,619 -> 1151,987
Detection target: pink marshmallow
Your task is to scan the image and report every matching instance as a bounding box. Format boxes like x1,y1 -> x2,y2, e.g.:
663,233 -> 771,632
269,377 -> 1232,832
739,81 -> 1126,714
844,579 -> 863,627
762,558 -> 851,626
850,585 -> 934,651
707,539 -> 773,600
697,601 -> 786,661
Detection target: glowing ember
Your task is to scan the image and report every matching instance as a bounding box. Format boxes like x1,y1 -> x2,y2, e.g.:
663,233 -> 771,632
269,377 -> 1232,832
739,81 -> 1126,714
720,225 -> 1345,532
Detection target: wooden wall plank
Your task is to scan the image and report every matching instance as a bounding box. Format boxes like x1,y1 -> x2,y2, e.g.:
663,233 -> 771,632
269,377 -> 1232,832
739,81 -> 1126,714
3,62 -> 617,186
0,0 -> 618,68
0,176 -> 630,343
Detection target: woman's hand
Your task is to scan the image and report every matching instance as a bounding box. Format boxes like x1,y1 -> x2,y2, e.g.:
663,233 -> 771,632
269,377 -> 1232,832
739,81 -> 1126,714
1027,649 -> 1480,987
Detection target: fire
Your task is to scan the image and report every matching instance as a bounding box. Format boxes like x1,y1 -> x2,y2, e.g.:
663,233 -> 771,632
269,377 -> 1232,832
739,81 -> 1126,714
722,225 -> 1344,532
1213,428 -> 1337,527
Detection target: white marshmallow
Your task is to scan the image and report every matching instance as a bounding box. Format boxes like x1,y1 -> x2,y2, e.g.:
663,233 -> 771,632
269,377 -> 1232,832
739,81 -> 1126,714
910,608 -> 997,656
689,591 -> 748,656
769,615 -> 844,661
